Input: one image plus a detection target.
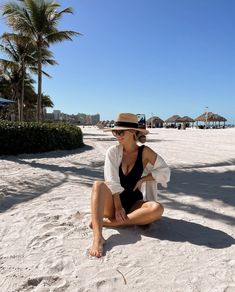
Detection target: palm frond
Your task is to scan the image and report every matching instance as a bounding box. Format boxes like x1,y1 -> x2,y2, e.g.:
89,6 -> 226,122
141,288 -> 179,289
46,30 -> 81,43
42,58 -> 58,65
29,66 -> 52,78
41,70 -> 52,78
0,59 -> 19,71
1,32 -> 32,47
0,41 -> 19,62
3,2 -> 37,37
49,7 -> 74,24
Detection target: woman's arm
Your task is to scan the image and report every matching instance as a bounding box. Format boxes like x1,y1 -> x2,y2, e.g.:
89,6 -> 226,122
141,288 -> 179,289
144,146 -> 170,187
113,192 -> 127,221
134,146 -> 170,191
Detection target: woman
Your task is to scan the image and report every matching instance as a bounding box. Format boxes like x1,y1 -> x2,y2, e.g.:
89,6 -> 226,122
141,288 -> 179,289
89,113 -> 170,257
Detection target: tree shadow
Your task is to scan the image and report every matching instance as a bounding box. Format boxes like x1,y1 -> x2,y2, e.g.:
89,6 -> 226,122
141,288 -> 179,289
8,159 -> 104,179
103,216 -> 235,254
83,133 -> 108,137
0,159 -> 103,213
146,139 -> 164,143
161,160 -> 235,225
0,144 -> 94,160
84,137 -> 116,141
173,159 -> 235,170
0,174 -> 69,213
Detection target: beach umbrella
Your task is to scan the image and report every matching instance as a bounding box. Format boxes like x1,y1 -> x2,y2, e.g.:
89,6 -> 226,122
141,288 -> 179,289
180,116 -> 195,123
175,116 -> 195,128
147,116 -> 164,123
0,97 -> 15,107
210,113 -> 227,127
164,115 -> 181,123
147,116 -> 164,127
195,112 -> 215,122
210,114 -> 227,122
195,112 -> 227,128
164,115 -> 182,128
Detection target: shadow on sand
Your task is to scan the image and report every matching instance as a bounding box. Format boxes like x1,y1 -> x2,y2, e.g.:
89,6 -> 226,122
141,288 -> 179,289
161,159 -> 235,225
0,144 -> 94,160
104,216 -> 235,254
0,145 -> 103,213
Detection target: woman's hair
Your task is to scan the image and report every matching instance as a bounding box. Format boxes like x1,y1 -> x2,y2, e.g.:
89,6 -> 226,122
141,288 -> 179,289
136,131 -> 146,144
130,130 -> 146,143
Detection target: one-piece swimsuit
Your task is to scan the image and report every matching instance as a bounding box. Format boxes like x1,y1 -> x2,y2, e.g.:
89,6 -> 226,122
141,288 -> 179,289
119,145 -> 145,213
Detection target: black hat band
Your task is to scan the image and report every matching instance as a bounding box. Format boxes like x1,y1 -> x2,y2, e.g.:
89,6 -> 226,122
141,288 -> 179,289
115,121 -> 138,128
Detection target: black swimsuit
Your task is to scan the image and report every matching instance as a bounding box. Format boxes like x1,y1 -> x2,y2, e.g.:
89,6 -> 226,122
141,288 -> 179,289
119,145 -> 145,213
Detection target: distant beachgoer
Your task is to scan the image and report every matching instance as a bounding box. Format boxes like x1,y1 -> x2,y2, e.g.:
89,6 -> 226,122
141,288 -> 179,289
89,113 -> 171,257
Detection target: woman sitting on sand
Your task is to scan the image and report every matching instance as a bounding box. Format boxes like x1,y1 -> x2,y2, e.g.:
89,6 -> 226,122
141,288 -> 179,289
89,113 -> 170,257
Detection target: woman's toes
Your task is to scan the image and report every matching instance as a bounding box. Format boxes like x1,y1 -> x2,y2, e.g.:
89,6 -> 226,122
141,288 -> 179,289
89,238 -> 105,258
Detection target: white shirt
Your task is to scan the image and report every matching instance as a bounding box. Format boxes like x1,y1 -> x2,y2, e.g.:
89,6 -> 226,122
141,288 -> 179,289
104,144 -> 170,201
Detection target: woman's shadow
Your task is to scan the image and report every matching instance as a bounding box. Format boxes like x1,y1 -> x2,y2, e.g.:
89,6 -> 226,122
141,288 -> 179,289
104,216 -> 235,254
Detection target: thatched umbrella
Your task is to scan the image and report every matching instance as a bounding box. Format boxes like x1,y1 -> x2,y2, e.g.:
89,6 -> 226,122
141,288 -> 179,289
210,114 -> 227,122
164,115 -> 181,128
164,115 -> 181,123
147,116 -> 164,128
180,116 -> 195,123
210,114 -> 227,127
195,112 -> 215,122
195,112 -> 227,128
175,115 -> 195,128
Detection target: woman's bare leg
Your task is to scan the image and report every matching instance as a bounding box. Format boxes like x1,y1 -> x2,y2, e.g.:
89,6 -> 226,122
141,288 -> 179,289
89,181 -> 114,257
103,201 -> 164,227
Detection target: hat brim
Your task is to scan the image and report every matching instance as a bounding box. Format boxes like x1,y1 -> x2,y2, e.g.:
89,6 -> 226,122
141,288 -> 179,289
103,126 -> 149,135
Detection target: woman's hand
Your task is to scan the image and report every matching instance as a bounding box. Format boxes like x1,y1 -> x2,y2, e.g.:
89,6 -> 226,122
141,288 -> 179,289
133,178 -> 144,191
115,207 -> 127,222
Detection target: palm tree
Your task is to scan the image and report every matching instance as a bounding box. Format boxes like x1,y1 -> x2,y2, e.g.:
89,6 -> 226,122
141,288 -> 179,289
24,91 -> 54,121
3,0 -> 80,121
0,32 -> 57,121
41,93 -> 54,120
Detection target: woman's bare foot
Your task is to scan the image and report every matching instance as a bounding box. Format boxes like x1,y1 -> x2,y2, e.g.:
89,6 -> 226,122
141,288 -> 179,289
89,236 -> 105,258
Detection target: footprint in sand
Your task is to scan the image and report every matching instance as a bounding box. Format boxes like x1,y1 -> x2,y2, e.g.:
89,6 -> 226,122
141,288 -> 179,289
21,275 -> 69,291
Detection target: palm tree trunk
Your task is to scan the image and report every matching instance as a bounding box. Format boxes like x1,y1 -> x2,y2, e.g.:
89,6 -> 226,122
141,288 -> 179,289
15,88 -> 20,122
17,97 -> 20,121
37,39 -> 42,122
20,59 -> 25,122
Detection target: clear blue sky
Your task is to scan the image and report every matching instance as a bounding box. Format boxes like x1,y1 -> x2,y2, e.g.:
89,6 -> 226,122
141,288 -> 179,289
1,0 -> 235,123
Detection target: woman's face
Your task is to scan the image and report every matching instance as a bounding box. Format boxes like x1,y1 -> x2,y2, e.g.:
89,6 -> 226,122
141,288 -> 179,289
112,129 -> 135,144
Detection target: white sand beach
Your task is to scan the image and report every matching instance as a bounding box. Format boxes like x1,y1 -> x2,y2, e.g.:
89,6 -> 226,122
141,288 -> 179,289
1,126 -> 235,292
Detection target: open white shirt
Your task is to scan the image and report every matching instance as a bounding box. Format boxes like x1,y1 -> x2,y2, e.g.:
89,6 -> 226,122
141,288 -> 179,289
104,144 -> 170,201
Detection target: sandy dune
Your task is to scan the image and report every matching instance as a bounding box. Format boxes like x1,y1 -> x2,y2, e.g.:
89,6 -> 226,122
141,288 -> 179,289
0,126 -> 235,292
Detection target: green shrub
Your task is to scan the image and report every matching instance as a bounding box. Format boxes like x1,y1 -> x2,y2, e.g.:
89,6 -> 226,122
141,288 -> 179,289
0,120 -> 83,155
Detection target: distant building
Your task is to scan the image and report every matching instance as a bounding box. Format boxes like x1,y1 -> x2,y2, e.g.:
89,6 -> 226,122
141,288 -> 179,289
91,113 -> 100,125
45,110 -> 100,125
46,113 -> 54,120
53,110 -> 61,120
77,112 -> 100,125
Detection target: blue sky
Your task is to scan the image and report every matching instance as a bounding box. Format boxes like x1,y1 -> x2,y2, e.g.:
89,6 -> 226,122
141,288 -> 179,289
0,0 -> 235,123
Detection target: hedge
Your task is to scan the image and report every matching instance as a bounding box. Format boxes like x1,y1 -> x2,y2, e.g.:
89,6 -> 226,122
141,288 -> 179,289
0,120 -> 83,155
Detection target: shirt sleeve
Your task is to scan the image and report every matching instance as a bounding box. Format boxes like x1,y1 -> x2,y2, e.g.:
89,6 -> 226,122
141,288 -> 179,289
104,146 -> 124,195
145,154 -> 171,188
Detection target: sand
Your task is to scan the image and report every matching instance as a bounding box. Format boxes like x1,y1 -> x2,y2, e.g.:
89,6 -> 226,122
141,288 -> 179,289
0,126 -> 235,292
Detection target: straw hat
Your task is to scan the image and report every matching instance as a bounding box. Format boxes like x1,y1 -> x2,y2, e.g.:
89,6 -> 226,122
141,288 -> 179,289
103,113 -> 149,135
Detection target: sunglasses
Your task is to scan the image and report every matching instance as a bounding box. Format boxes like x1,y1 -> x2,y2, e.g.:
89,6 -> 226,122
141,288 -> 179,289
112,130 -> 129,137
